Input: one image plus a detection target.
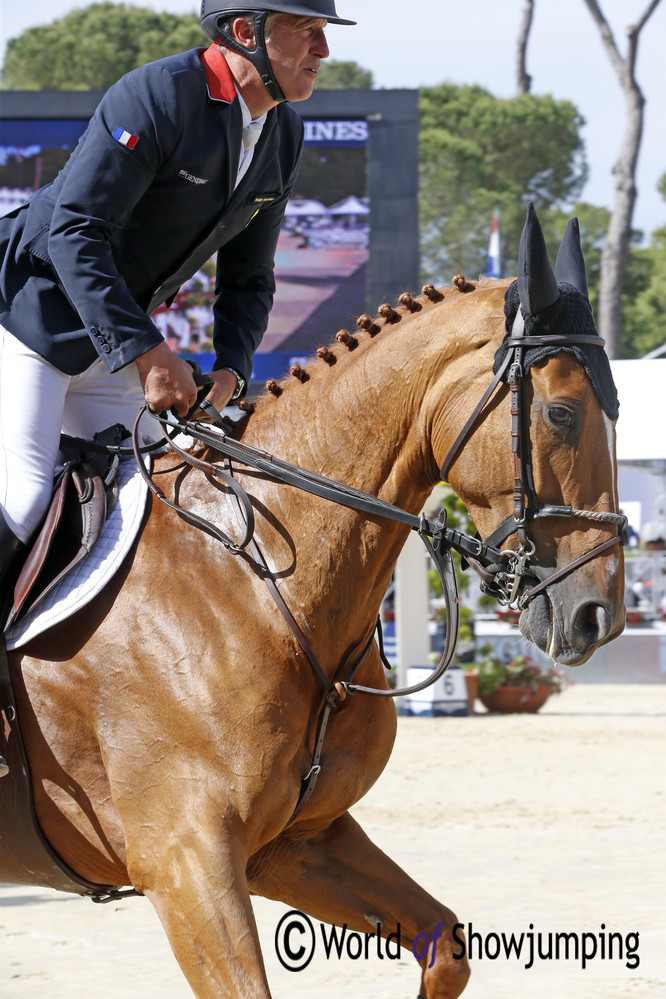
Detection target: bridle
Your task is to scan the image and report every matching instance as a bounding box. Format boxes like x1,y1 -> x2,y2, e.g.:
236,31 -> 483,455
439,312 -> 627,609
115,328 -> 624,820
117,314 -> 625,681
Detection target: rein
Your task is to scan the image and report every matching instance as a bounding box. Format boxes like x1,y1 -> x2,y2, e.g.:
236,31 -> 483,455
129,407 -> 474,821
131,408 -> 479,698
108,327 -> 622,821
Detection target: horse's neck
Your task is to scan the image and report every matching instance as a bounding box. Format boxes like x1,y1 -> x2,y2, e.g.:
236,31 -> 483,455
248,327 -> 437,513
244,289 -> 501,512
238,310 -> 475,653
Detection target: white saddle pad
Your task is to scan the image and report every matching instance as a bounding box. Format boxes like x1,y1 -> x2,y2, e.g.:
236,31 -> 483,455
6,456 -> 150,651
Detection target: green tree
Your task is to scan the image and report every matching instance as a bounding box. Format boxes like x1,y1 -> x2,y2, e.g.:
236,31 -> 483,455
619,241 -> 666,357
1,3 -> 205,91
419,83 -> 587,285
620,173 -> 666,357
315,60 -> 373,90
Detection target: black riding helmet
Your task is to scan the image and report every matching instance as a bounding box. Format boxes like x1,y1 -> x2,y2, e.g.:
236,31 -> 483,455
200,1 -> 355,103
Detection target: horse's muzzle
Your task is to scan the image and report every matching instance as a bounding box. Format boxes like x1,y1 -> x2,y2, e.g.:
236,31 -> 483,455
519,584 -> 625,667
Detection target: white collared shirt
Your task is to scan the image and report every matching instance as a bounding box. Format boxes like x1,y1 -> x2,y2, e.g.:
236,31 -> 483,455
235,90 -> 267,189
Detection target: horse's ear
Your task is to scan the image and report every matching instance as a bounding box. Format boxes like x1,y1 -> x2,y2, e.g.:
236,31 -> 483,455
554,217 -> 589,299
517,202 -> 559,315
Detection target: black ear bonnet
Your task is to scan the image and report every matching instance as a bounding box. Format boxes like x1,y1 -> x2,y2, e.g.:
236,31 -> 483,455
494,281 -> 620,421
492,206 -> 619,421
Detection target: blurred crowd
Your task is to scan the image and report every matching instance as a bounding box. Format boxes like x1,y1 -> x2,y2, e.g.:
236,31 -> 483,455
625,516 -> 666,615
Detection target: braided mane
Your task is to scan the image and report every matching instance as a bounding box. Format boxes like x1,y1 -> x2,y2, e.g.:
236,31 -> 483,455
241,276 -> 480,417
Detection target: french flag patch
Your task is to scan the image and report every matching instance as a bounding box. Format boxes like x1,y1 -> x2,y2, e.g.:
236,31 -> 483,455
112,126 -> 139,149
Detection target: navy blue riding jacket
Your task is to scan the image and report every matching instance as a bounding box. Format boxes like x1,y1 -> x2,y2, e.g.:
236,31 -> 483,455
0,45 -> 304,386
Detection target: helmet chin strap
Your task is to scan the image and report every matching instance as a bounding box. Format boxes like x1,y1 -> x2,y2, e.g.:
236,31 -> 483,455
216,10 -> 287,103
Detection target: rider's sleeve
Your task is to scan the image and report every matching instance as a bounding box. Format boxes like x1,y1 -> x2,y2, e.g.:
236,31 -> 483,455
46,65 -> 181,372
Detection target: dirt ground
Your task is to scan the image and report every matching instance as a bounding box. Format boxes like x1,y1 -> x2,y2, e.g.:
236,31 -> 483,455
1,683 -> 664,998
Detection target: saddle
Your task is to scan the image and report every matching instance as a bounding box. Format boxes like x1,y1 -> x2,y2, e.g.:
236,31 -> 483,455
5,423 -> 125,630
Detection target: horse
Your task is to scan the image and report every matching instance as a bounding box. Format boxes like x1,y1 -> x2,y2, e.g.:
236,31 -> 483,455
2,207 -> 624,997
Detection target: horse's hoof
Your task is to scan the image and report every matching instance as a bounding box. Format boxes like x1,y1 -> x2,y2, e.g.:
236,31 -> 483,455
0,755 -> 9,778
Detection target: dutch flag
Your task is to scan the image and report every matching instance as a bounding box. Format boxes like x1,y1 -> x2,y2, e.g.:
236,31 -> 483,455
112,126 -> 139,149
486,208 -> 502,279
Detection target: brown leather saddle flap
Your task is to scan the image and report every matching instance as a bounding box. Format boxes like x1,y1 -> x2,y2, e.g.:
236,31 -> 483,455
7,428 -> 124,627
10,464 -> 107,624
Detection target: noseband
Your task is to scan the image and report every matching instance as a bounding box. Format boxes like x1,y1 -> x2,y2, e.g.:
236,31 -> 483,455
439,314 -> 627,609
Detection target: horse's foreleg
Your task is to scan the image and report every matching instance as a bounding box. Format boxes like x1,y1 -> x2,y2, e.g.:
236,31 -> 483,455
248,811 -> 470,999
126,831 -> 272,999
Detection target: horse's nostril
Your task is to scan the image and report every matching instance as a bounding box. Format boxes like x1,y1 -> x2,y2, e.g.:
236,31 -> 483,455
576,601 -> 610,643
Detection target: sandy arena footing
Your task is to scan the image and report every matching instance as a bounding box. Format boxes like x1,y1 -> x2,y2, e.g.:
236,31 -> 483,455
1,684 -> 664,998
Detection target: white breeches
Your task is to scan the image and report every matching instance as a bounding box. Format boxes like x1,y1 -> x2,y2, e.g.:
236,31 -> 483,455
0,326 -> 155,543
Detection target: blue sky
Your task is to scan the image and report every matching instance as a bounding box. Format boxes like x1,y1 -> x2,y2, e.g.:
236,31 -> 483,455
2,0 -> 665,237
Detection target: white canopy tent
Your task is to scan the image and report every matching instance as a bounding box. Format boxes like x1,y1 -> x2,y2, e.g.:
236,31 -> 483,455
284,198 -> 330,217
328,195 -> 370,216
610,359 -> 666,538
611,359 -> 666,464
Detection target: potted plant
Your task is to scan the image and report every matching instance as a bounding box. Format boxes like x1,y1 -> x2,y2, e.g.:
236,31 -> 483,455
476,648 -> 570,713
460,661 -> 480,713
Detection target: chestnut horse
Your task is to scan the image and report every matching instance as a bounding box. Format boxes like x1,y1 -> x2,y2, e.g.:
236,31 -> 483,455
4,209 -> 624,997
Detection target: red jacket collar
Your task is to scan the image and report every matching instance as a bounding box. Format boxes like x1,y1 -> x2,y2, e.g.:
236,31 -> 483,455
200,44 -> 238,103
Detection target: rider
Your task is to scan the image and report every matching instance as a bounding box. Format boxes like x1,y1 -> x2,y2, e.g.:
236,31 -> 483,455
0,1 -> 355,776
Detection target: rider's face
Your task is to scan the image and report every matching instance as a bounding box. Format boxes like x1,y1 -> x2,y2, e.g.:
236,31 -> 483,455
266,15 -> 330,102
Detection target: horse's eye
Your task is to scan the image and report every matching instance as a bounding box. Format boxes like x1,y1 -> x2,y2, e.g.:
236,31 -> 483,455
549,406 -> 573,427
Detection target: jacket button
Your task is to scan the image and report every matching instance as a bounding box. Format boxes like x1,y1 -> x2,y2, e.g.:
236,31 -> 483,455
101,344 -> 111,353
